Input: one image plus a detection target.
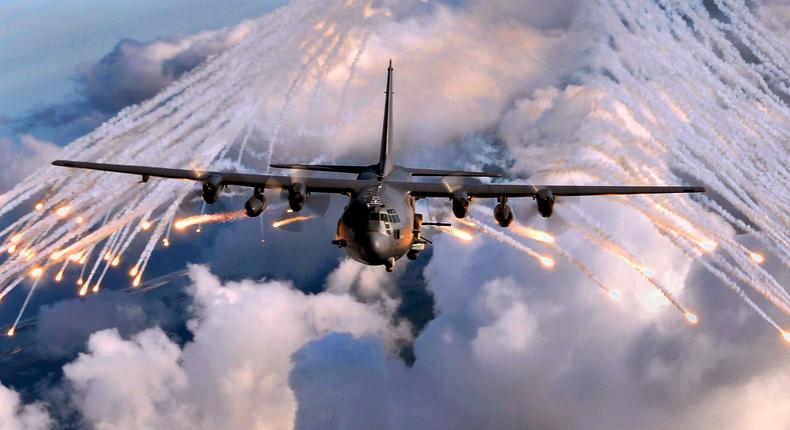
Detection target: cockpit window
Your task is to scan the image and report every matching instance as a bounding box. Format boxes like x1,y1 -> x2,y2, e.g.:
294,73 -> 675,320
369,211 -> 400,223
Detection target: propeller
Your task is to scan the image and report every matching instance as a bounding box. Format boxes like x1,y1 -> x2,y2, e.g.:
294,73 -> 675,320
267,168 -> 335,232
511,170 -> 582,236
440,175 -> 483,218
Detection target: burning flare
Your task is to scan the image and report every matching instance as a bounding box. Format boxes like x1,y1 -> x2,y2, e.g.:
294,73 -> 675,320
443,226 -> 474,242
511,224 -> 555,243
56,206 -> 71,218
749,252 -> 764,264
175,211 -> 245,230
685,312 -> 699,324
272,215 -> 315,228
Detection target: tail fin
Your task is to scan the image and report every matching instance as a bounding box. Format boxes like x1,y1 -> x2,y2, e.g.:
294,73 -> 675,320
378,60 -> 394,177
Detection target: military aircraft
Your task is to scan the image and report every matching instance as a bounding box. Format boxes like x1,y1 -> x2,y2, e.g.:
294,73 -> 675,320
53,61 -> 704,271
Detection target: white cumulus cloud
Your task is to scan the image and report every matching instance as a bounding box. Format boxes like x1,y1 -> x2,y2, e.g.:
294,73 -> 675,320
0,135 -> 60,192
62,264 -> 407,430
0,382 -> 51,430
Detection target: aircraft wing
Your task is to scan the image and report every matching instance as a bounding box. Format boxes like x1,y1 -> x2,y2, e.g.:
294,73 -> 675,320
400,181 -> 705,198
51,160 -> 374,194
52,160 -> 704,198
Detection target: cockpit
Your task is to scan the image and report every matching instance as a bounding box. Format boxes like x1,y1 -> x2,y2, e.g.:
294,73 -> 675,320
367,207 -> 402,238
368,209 -> 401,224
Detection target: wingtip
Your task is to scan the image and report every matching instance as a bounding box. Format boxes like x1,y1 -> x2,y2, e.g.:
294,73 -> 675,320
52,160 -> 77,168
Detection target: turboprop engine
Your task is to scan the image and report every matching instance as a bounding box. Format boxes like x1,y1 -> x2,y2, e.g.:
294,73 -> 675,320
288,183 -> 306,212
244,189 -> 267,217
493,199 -> 514,227
452,191 -> 470,218
536,188 -> 555,218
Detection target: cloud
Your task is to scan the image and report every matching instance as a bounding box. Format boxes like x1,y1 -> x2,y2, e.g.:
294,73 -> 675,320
0,382 -> 51,430
288,241 -> 790,429
325,258 -> 401,314
2,0 -> 786,428
50,1 -> 788,427
252,0 -> 591,169
61,265 -> 408,429
62,328 -> 187,429
77,22 -> 253,114
0,134 -> 61,192
754,0 -> 790,36
11,21 -> 254,145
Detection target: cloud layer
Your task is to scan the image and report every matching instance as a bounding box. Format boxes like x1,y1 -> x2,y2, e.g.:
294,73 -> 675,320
61,265 -> 408,429
0,135 -> 60,192
8,20 -> 254,145
0,382 -> 50,430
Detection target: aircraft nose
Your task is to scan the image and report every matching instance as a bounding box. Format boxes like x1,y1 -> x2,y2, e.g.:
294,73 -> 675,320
367,232 -> 390,260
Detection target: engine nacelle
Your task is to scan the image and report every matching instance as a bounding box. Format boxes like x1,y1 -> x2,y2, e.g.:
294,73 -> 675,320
202,174 -> 223,204
288,183 -> 306,212
536,188 -> 555,218
493,202 -> 514,227
244,194 -> 267,217
452,191 -> 470,218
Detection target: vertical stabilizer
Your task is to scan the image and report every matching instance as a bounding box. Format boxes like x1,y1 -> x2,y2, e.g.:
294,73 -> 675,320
378,60 -> 394,177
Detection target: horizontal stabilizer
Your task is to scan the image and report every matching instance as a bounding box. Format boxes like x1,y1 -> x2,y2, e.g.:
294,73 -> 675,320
406,168 -> 501,178
270,163 -> 371,174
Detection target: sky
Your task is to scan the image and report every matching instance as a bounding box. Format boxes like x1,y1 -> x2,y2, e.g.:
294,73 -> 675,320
0,0 -> 286,117
0,0 -> 788,429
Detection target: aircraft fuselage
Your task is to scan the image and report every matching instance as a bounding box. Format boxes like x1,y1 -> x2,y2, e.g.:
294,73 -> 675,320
335,170 -> 418,269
